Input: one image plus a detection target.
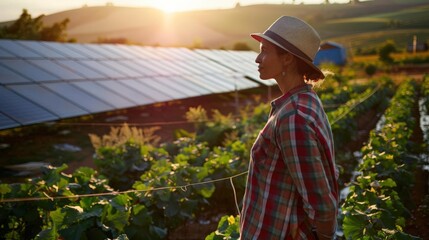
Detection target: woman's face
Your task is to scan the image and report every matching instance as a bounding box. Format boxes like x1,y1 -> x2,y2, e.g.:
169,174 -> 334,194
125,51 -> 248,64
255,39 -> 284,80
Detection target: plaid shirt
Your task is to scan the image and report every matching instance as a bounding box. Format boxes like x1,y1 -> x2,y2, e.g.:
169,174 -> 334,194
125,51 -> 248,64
240,84 -> 338,239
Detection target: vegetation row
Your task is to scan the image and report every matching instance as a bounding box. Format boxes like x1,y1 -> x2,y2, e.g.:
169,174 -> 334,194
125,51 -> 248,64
0,77 -> 427,240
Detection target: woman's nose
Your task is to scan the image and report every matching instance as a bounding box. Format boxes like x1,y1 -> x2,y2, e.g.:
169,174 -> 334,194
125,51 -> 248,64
255,54 -> 261,64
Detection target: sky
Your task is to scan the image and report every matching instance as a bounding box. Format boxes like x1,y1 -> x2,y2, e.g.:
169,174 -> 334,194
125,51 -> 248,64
0,0 -> 352,22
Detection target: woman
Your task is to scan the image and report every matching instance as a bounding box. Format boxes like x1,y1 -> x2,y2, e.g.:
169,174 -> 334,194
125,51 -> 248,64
240,16 -> 338,239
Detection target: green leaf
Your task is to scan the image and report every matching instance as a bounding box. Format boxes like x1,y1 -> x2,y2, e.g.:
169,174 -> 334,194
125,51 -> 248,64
131,205 -> 151,226
343,214 -> 367,239
165,199 -> 179,217
106,204 -> 130,232
0,184 -> 11,195
35,228 -> 59,240
380,178 -> 397,188
59,218 -> 94,240
50,208 -> 66,227
194,182 -> 215,198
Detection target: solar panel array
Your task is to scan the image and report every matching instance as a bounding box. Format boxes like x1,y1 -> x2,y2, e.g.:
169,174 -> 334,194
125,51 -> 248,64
0,39 -> 274,130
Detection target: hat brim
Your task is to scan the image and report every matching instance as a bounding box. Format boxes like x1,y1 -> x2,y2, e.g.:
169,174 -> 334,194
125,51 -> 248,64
251,33 -> 325,80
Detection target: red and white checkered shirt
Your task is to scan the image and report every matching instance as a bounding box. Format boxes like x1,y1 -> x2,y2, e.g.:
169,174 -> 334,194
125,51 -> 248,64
240,84 -> 338,239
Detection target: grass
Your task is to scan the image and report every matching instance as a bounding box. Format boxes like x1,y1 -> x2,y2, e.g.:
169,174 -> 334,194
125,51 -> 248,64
351,50 -> 429,63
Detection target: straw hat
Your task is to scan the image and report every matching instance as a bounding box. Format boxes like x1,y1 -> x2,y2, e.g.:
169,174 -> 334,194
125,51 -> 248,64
251,16 -> 324,79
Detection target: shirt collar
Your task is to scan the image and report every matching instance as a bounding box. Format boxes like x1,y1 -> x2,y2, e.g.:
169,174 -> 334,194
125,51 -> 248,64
271,84 -> 312,108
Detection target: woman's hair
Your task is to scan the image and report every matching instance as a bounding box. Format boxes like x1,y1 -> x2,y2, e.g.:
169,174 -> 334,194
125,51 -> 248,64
274,45 -> 324,83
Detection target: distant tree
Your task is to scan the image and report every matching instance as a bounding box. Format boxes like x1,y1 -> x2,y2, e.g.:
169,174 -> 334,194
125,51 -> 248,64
0,9 -> 71,42
232,42 -> 251,51
325,0 -> 330,4
95,37 -> 129,44
365,64 -> 377,76
378,40 -> 397,64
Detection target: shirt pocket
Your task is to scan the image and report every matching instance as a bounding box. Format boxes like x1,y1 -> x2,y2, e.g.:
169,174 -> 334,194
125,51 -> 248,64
251,120 -> 279,170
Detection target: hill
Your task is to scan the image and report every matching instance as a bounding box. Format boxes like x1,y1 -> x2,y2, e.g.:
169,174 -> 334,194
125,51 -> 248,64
3,0 -> 429,51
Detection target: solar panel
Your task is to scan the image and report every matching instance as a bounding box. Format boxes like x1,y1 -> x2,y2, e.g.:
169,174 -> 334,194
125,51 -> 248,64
116,45 -> 146,59
0,64 -> 32,84
0,40 -> 268,130
0,47 -> 15,58
40,42 -> 87,59
183,75 -> 227,93
72,81 -> 135,109
153,76 -> 199,97
0,39 -> 41,58
102,60 -> 142,78
100,44 -> 132,59
17,41 -> 66,59
139,77 -> 188,99
28,60 -> 85,80
0,86 -> 58,124
9,84 -> 88,118
43,82 -> 113,113
0,59 -> 58,82
117,60 -> 154,77
81,44 -> 120,59
0,112 -> 20,130
96,80 -> 156,105
79,60 -> 126,78
120,78 -> 171,102
55,60 -> 106,79
65,43 -> 105,59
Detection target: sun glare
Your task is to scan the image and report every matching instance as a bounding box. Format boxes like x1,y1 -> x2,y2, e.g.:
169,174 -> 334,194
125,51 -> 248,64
155,1 -> 187,13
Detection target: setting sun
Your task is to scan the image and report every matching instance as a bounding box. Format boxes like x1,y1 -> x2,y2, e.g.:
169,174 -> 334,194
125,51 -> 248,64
153,0 -> 192,13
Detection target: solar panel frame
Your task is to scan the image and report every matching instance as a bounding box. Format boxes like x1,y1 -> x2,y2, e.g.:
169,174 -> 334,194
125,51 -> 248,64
0,40 -> 268,130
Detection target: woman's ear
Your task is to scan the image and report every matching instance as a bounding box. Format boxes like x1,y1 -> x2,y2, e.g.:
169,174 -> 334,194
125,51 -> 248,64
282,53 -> 294,66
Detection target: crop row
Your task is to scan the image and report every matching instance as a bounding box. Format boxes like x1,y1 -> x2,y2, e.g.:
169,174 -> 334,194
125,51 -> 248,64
0,80 -> 395,240
341,79 -> 421,239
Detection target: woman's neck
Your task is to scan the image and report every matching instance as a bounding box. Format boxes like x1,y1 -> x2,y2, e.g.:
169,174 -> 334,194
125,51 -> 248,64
276,73 -> 306,94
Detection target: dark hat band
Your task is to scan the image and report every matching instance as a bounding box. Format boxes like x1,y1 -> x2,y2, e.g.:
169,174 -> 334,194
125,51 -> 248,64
264,30 -> 312,62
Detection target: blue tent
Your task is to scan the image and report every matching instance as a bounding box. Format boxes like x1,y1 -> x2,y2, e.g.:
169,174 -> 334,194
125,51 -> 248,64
314,41 -> 347,66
